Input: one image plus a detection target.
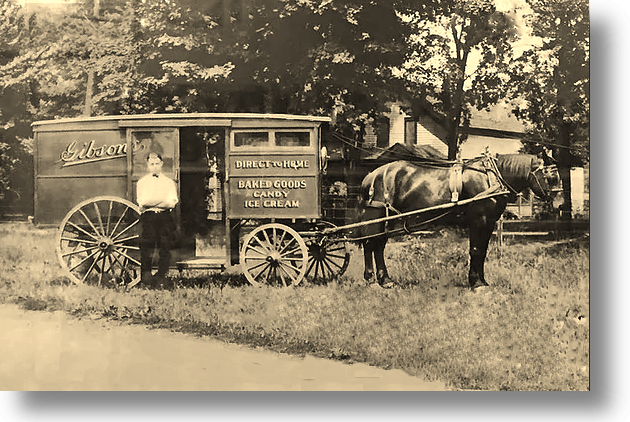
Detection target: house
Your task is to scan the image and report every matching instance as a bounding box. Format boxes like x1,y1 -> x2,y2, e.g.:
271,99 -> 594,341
384,102 -> 525,159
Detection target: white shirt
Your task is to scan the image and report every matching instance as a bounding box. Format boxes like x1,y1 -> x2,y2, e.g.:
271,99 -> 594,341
137,173 -> 178,212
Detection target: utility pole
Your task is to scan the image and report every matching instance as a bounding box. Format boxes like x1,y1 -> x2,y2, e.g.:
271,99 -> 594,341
83,0 -> 100,116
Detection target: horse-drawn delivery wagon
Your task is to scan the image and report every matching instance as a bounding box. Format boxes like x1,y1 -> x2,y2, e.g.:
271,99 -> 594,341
34,112 -> 556,291
33,113 -> 351,288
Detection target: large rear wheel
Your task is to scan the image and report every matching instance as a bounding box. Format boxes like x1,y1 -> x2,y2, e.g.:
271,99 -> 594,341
56,196 -> 141,288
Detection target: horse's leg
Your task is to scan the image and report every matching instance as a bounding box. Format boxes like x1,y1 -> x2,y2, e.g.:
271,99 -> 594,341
362,239 -> 375,281
467,200 -> 506,290
373,235 -> 390,285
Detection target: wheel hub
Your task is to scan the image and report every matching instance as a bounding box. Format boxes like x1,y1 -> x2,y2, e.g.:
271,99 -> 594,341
266,250 -> 282,265
97,237 -> 114,253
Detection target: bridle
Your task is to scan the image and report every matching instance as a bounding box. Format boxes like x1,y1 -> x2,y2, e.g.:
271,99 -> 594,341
527,164 -> 554,201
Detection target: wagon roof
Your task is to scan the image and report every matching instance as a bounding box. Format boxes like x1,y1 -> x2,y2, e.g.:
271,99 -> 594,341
32,113 -> 331,128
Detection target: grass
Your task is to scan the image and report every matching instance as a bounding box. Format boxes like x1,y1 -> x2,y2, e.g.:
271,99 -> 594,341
0,222 -> 589,391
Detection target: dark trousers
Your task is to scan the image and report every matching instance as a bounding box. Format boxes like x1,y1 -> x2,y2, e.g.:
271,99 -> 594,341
140,211 -> 177,279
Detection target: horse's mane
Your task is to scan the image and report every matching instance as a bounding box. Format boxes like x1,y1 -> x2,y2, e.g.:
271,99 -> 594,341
495,154 -> 535,180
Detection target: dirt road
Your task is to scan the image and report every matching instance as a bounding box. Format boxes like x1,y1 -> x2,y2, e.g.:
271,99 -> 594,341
0,304 -> 445,391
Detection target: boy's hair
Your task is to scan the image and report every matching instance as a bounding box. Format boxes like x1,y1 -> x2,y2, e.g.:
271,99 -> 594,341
147,152 -> 163,162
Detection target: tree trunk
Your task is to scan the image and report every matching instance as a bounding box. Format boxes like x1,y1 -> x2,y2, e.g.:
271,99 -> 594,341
83,0 -> 100,117
557,121 -> 573,220
83,71 -> 94,117
446,64 -> 468,160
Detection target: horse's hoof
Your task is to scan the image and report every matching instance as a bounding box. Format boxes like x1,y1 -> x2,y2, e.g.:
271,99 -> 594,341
381,282 -> 394,289
369,282 -> 383,290
472,285 -> 490,294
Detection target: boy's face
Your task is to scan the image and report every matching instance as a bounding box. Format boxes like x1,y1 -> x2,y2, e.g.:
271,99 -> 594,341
147,157 -> 163,175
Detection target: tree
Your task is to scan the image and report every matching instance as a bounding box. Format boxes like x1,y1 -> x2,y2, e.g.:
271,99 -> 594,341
131,0 -> 411,129
509,0 -> 589,219
0,0 -> 32,212
403,0 -> 520,159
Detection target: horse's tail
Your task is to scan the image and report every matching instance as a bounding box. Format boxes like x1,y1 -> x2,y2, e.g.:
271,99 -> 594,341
349,173 -> 372,240
351,170 -> 387,241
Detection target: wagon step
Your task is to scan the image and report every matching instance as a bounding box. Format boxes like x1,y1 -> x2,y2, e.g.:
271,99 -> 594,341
176,257 -> 227,272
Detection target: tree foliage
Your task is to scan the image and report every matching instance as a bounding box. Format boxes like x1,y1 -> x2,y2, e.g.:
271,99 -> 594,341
508,0 -> 589,217
404,0 -> 520,159
0,0 -> 590,216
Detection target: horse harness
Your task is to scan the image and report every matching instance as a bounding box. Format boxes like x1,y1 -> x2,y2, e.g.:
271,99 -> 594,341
363,155 -> 518,234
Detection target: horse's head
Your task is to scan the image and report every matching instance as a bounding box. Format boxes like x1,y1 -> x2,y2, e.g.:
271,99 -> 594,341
528,157 -> 558,202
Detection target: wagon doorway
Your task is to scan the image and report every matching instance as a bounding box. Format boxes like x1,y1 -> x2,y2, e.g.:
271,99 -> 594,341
179,127 -> 227,260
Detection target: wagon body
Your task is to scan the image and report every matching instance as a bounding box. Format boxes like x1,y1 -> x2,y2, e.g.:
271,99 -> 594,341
33,113 -> 344,287
33,113 -> 328,225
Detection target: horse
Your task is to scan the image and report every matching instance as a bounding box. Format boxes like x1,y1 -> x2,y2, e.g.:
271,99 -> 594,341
354,154 -> 555,291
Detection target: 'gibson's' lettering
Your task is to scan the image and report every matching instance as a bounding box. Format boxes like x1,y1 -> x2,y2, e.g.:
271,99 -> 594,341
59,140 -> 139,167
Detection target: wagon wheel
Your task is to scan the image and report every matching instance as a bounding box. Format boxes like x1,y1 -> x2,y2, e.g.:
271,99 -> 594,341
56,196 -> 142,288
240,223 -> 308,287
305,221 -> 350,282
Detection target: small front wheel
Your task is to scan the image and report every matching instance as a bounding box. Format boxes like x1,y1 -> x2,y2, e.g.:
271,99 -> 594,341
240,223 -> 308,287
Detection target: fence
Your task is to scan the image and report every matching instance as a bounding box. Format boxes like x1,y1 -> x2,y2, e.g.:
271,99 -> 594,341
494,217 -> 589,252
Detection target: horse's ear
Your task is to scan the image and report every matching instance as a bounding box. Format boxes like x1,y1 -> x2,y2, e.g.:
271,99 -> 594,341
532,155 -> 545,170
537,150 -> 556,166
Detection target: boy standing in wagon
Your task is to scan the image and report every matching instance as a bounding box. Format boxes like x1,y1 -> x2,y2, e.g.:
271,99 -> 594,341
136,152 -> 179,287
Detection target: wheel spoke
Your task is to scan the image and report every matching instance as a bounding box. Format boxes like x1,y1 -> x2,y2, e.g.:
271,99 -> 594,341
280,246 -> 303,258
66,221 -> 99,241
111,219 -> 139,241
79,208 -> 101,237
113,235 -> 140,244
245,244 -> 269,257
109,206 -> 129,240
322,258 -> 335,277
278,266 -> 288,287
106,201 -> 113,236
115,244 -> 140,251
61,245 -> 99,258
81,251 -> 103,282
244,260 -> 269,273
69,248 -> 101,272
277,229 -> 287,249
253,263 -> 272,281
251,235 -> 272,254
324,257 -> 344,270
278,261 -> 299,283
262,229 -> 274,251
94,202 -> 105,237
97,253 -> 106,285
324,252 -> 347,260
305,258 -> 316,277
112,249 -> 141,266
278,237 -> 296,255
60,236 -> 98,244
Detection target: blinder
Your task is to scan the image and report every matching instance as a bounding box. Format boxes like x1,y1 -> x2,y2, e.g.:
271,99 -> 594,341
528,164 -> 557,201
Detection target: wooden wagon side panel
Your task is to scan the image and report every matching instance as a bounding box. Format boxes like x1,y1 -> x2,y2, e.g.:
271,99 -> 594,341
34,127 -> 129,225
226,126 -> 322,220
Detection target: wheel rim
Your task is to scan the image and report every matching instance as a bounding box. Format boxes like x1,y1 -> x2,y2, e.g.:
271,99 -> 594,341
56,196 -> 141,288
305,222 -> 350,281
240,223 -> 308,287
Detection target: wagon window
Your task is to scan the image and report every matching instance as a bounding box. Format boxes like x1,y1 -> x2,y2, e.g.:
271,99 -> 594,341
234,132 -> 269,147
275,132 -> 310,147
